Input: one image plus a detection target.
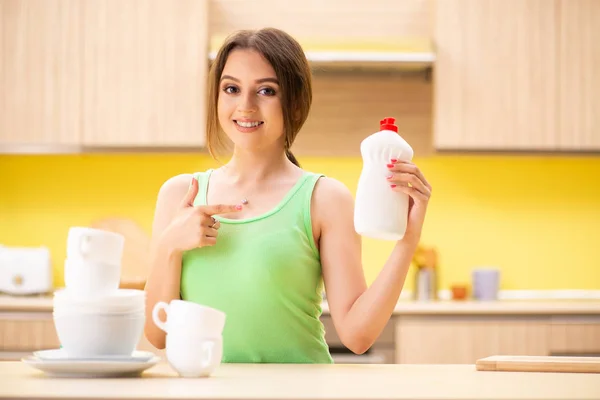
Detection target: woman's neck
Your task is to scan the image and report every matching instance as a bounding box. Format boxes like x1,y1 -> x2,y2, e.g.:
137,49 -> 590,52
218,148 -> 297,185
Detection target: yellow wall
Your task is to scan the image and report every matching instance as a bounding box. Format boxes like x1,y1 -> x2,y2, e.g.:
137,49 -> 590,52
1,153 -> 599,291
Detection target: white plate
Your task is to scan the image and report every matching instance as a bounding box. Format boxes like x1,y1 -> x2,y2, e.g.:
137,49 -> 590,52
22,355 -> 161,378
33,348 -> 156,362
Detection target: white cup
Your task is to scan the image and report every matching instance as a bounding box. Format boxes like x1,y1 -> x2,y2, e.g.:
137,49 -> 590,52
64,258 -> 121,297
152,300 -> 226,338
67,227 -> 124,266
165,333 -> 222,378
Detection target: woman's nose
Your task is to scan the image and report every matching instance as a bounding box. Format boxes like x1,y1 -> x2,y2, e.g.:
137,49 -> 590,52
237,92 -> 257,113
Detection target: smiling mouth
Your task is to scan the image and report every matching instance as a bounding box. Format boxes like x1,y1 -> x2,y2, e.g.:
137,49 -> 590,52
234,120 -> 264,128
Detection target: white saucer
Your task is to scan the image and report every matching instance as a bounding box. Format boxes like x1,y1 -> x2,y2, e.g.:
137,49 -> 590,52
22,355 -> 161,378
33,348 -> 156,362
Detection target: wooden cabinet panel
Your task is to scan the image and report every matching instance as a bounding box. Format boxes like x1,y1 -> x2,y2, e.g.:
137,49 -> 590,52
558,0 -> 600,151
396,316 -> 550,364
209,0 -> 432,40
294,74 -> 432,157
81,0 -> 208,147
0,313 -> 60,354
0,0 -> 81,146
550,316 -> 600,355
433,0 -> 559,150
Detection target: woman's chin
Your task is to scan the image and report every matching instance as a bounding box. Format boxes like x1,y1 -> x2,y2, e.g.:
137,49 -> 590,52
227,136 -> 264,149
227,137 -> 282,154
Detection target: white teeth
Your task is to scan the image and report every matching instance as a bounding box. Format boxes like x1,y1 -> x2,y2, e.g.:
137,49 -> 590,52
235,120 -> 262,128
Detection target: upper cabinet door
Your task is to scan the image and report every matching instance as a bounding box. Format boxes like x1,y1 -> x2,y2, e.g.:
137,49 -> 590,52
558,0 -> 600,151
0,0 -> 81,147
81,0 -> 208,148
433,0 -> 559,150
209,0 -> 432,41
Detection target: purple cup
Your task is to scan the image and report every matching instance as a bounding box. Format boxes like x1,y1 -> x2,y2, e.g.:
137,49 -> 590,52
472,268 -> 501,301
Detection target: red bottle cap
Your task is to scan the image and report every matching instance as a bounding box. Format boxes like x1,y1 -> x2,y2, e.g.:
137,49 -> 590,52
380,117 -> 398,133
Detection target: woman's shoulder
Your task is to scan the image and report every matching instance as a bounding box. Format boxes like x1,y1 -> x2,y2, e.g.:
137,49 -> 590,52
156,170 -> 210,201
310,174 -> 355,218
303,170 -> 351,198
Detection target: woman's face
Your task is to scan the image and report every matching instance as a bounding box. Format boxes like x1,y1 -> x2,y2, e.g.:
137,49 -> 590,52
218,48 -> 285,152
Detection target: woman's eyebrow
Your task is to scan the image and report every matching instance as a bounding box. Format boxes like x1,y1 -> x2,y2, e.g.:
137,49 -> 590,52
256,77 -> 279,85
221,75 -> 279,85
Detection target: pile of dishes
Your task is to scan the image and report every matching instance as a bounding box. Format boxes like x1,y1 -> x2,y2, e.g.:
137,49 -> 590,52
22,227 -> 159,378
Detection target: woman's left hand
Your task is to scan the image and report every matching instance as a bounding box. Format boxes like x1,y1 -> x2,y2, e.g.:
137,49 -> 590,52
386,159 -> 432,244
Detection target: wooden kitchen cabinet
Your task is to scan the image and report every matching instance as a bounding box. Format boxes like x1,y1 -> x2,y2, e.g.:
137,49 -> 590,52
209,0 -> 431,40
0,312 -> 60,360
81,0 -> 209,148
1,0 -> 434,154
0,0 -> 82,147
549,316 -> 600,356
294,74 -> 433,157
557,0 -> 600,151
395,315 -> 551,364
433,0 -> 559,151
1,0 -> 208,149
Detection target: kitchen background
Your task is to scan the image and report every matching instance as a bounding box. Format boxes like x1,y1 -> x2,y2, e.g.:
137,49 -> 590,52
1,0 -> 599,294
2,153 -> 600,293
1,0 -> 599,366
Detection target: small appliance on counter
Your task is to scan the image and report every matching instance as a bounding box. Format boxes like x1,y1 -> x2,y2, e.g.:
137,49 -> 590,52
0,245 -> 53,295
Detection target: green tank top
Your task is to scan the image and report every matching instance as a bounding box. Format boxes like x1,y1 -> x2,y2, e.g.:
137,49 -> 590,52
180,169 -> 333,364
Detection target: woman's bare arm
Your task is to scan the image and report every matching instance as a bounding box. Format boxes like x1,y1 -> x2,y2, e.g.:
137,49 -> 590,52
143,174 -> 242,349
143,174 -> 192,349
314,161 -> 431,354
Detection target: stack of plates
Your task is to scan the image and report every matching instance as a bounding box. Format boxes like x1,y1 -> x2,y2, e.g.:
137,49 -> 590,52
22,348 -> 160,378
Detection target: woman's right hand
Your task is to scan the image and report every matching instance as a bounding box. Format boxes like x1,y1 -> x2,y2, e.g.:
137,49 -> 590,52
161,177 -> 242,254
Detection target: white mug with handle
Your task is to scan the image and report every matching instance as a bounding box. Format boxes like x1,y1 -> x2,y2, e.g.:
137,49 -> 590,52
165,334 -> 223,378
152,300 -> 226,337
152,300 -> 226,377
66,227 -> 124,266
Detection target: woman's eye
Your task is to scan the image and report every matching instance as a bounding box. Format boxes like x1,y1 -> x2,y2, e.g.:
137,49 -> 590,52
223,85 -> 239,94
259,87 -> 276,96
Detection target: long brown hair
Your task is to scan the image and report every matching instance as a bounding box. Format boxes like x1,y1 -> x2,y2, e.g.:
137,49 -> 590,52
206,28 -> 312,167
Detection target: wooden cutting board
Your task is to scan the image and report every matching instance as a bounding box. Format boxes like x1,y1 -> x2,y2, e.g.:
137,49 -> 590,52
476,355 -> 600,373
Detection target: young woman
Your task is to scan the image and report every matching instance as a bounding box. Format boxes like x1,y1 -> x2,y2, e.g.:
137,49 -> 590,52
144,28 -> 432,363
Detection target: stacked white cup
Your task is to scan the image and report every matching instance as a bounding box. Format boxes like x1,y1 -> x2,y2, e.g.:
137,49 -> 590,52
54,227 -> 146,358
153,300 -> 225,377
64,227 -> 123,296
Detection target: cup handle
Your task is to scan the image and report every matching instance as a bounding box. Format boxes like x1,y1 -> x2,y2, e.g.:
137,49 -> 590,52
201,341 -> 215,369
79,234 -> 91,256
152,301 -> 170,333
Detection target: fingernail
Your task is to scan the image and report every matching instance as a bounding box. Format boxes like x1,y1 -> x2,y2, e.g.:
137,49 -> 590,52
386,174 -> 393,179
390,159 -> 397,163
386,163 -> 394,168
390,184 -> 397,188
236,205 -> 243,210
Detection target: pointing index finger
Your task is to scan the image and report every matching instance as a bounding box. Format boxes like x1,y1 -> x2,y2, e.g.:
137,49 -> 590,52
198,204 -> 243,216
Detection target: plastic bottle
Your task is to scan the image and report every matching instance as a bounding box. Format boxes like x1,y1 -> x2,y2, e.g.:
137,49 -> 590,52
354,117 -> 414,241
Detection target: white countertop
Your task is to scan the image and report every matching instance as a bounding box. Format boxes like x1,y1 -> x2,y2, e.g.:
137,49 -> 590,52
1,361 -> 599,400
2,293 -> 600,315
